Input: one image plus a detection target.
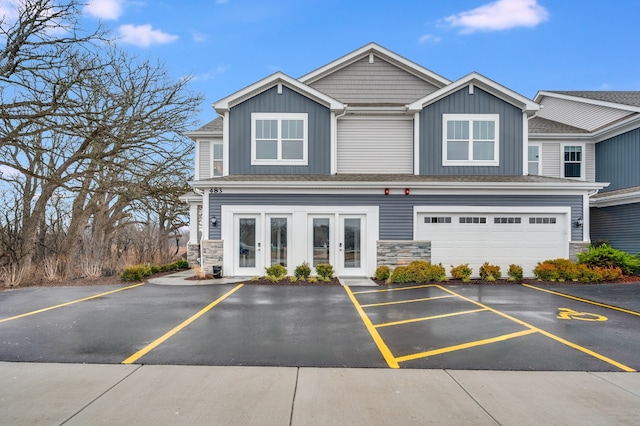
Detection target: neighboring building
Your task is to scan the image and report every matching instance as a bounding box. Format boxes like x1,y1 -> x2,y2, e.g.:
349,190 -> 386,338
530,91 -> 640,255
183,43 -> 606,278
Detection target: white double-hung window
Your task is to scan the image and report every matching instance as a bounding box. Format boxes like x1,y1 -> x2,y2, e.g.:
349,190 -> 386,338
251,113 -> 308,165
443,114 -> 499,166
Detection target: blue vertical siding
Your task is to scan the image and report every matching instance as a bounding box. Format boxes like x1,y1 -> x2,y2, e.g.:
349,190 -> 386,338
229,86 -> 331,175
419,87 -> 524,176
208,193 -> 583,241
595,128 -> 640,192
591,203 -> 640,254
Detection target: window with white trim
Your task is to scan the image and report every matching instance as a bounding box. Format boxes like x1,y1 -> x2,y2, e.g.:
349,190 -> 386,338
251,113 -> 308,165
528,145 -> 540,175
562,145 -> 583,179
212,141 -> 223,177
443,114 -> 499,166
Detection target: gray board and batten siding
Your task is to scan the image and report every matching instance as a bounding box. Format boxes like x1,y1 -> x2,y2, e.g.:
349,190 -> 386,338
591,204 -> 640,255
228,86 -> 332,175
306,55 -> 441,105
595,127 -> 640,192
419,87 -> 524,176
208,193 -> 583,241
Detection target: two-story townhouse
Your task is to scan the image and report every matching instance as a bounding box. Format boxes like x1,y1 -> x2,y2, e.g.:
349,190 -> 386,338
183,43 -> 605,278
529,91 -> 640,254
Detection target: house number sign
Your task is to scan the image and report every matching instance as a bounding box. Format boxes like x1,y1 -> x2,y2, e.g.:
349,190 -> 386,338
210,188 -> 222,194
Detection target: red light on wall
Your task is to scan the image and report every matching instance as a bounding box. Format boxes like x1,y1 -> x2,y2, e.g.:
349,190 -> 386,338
384,188 -> 390,195
404,188 -> 410,195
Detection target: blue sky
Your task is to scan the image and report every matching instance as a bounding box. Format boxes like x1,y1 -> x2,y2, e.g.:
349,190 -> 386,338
61,0 -> 640,126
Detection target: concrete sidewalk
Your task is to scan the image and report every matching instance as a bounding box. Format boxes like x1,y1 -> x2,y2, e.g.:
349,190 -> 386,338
2,362 -> 639,425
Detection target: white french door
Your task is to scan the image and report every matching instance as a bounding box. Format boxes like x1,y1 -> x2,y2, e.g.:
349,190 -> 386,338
266,214 -> 291,270
337,215 -> 367,276
234,214 -> 262,276
308,215 -> 334,273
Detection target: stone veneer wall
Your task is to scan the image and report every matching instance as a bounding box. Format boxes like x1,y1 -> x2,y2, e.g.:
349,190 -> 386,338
187,243 -> 200,267
377,241 -> 431,268
569,241 -> 589,262
201,240 -> 224,275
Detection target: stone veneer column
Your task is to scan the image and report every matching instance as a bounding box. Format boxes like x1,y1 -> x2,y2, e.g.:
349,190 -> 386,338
201,240 -> 224,276
377,241 -> 431,268
569,241 -> 590,262
187,243 -> 200,267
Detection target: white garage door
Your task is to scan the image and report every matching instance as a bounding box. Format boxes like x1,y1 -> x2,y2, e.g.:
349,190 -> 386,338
416,211 -> 568,277
337,117 -> 413,173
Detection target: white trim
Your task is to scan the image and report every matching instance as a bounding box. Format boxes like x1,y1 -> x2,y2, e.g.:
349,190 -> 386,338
188,203 -> 200,245
413,112 -> 420,175
582,193 -> 590,242
560,142 -> 586,180
330,111 -> 337,174
442,114 -> 500,167
251,113 -> 308,166
522,113 -> 528,175
534,91 -> 640,114
222,112 -> 229,176
202,191 -> 210,246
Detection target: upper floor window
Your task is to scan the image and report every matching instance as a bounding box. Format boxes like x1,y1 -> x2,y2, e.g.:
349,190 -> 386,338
251,113 -> 308,165
562,145 -> 583,179
528,145 -> 540,175
213,142 -> 223,177
442,114 -> 499,166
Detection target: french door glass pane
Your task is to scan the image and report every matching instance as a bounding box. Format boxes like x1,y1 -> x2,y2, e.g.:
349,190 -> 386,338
239,218 -> 256,268
313,218 -> 330,266
270,218 -> 287,266
344,218 -> 361,268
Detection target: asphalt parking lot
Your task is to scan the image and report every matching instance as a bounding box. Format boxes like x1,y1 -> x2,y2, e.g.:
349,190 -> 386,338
1,281 -> 639,371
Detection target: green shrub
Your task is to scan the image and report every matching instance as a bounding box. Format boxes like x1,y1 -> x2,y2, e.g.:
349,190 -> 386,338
265,263 -> 287,278
577,264 -> 603,282
174,259 -> 189,269
375,265 -> 391,281
308,277 -> 318,283
479,262 -> 501,281
120,264 -> 152,282
389,266 -> 411,283
315,263 -> 334,280
577,243 -> 640,275
507,264 -> 523,281
450,264 -> 472,282
294,262 -> 311,279
288,276 -> 298,283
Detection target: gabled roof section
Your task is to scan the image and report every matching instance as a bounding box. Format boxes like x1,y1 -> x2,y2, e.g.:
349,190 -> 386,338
528,116 -> 588,134
186,116 -> 223,139
299,43 -> 451,89
535,91 -> 640,111
213,72 -> 345,114
407,72 -> 539,114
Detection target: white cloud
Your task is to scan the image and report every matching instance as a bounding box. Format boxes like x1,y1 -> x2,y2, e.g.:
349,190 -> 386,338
191,65 -> 229,82
445,0 -> 550,34
84,0 -> 124,20
116,24 -> 178,47
0,165 -> 22,179
191,31 -> 208,42
0,0 -> 20,22
418,34 -> 442,44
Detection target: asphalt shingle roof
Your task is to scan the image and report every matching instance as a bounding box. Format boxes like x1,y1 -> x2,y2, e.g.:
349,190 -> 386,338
194,116 -> 223,133
547,91 -> 640,108
528,116 -> 589,134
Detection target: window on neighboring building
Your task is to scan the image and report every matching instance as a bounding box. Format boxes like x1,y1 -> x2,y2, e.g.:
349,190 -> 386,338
252,113 -> 308,165
213,142 -> 223,177
443,114 -> 499,166
528,145 -> 540,175
563,145 -> 583,179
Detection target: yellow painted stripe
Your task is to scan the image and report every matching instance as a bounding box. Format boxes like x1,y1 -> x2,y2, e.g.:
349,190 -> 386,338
361,295 -> 454,308
0,283 -> 145,324
375,308 -> 487,328
351,284 -> 437,295
436,285 -> 636,372
122,284 -> 243,365
523,283 -> 640,317
396,329 -> 537,363
344,285 -> 399,369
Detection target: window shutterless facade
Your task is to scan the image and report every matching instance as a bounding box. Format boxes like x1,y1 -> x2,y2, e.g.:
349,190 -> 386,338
562,144 -> 584,179
251,113 -> 308,165
442,114 -> 499,166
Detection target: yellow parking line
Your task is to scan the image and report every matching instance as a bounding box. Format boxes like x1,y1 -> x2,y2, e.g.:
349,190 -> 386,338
0,283 -> 145,324
523,283 -> 640,317
344,285 -> 399,369
396,329 -> 537,363
351,284 -> 436,295
361,295 -> 454,308
122,284 -> 243,365
436,285 -> 636,372
375,308 -> 487,328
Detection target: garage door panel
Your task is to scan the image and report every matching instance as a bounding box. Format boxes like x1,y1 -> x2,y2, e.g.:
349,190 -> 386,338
417,212 -> 567,277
